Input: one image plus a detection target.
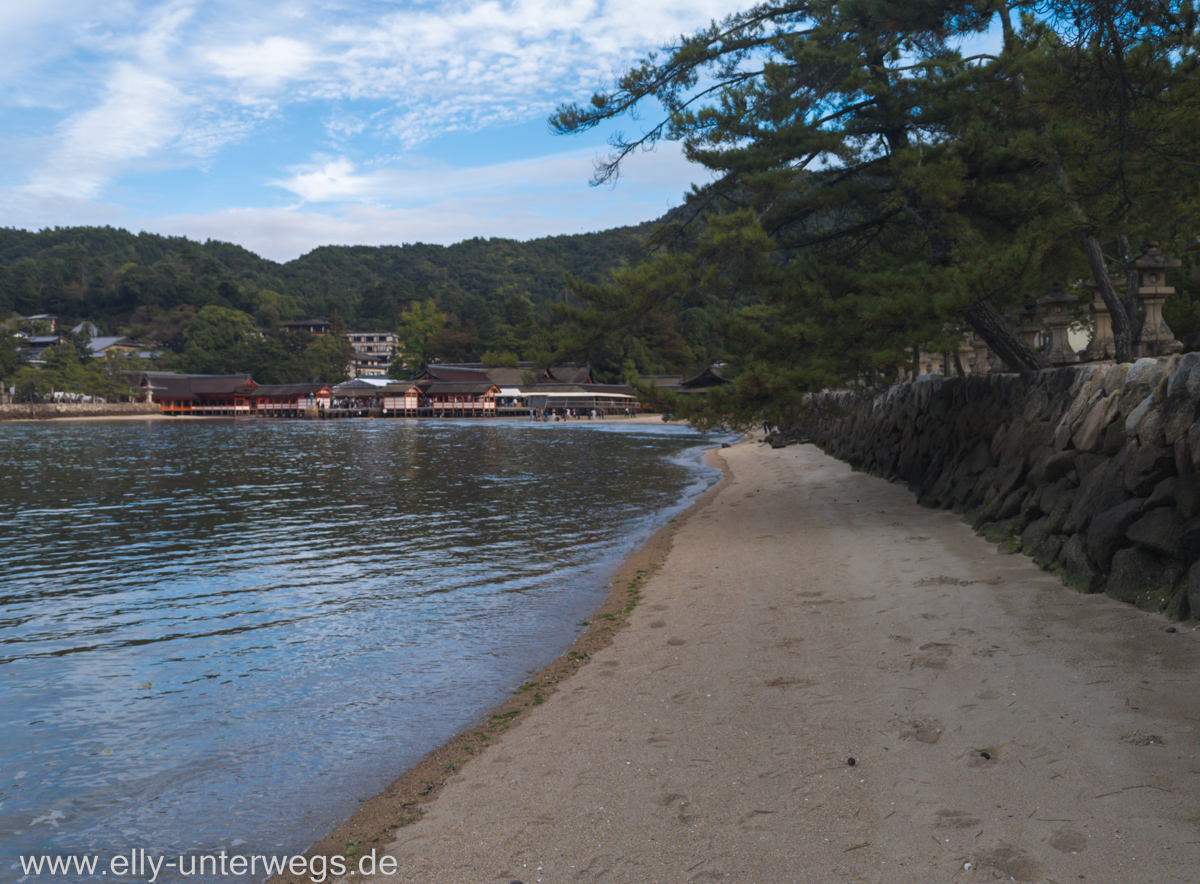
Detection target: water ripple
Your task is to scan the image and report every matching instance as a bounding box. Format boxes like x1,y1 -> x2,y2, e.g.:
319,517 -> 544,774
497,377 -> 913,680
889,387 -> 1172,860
0,419 -> 723,882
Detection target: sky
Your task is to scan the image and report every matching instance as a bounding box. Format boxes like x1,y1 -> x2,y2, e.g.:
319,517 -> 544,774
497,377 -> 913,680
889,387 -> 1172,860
0,0 -> 742,262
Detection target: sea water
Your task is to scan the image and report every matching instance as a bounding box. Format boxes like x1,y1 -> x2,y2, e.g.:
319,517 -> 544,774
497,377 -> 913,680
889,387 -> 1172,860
0,419 -> 725,882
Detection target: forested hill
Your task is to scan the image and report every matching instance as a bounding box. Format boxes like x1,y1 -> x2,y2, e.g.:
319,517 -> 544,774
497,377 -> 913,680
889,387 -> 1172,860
0,223 -> 654,366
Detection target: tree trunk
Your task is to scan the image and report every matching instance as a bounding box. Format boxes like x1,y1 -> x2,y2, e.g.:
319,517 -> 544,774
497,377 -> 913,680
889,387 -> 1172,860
1081,233 -> 1134,362
1116,234 -> 1141,348
953,349 -> 966,377
964,300 -> 1051,372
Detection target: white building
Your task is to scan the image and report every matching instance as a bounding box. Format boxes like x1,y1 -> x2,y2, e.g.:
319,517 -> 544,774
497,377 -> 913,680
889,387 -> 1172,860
346,330 -> 400,378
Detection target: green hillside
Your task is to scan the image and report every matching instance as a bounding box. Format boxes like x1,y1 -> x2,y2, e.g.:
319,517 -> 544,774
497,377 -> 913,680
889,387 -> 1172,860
0,223 -> 661,375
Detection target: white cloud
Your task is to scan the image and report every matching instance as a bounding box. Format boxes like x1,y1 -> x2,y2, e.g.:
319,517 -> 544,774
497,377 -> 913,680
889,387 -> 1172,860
271,156 -> 376,203
4,1 -> 740,232
25,63 -> 184,199
206,35 -> 318,90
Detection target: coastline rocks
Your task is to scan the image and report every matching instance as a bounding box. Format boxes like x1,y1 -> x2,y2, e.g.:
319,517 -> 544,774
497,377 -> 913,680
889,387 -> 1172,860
1086,498 -> 1146,571
1126,508 -> 1188,559
1105,548 -> 1184,611
795,356 -> 1200,621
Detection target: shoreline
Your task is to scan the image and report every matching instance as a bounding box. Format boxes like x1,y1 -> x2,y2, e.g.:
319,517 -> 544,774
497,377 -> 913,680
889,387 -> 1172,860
0,413 -> 678,425
269,441 -> 732,880
316,435 -> 1199,883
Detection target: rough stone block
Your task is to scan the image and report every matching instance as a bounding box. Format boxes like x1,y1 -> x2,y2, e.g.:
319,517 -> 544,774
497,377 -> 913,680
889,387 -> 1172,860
995,488 -> 1027,521
1046,451 -> 1077,484
1105,547 -> 1184,612
1055,535 -> 1100,593
1073,452 -> 1105,481
1102,418 -> 1127,456
1021,516 -> 1050,556
1044,489 -> 1076,535
1171,472 -> 1200,520
1033,534 -> 1064,570
1174,434 -> 1194,477
1063,460 -> 1119,534
1126,507 -> 1187,558
981,515 -> 1029,544
1185,561 -> 1200,623
1144,476 -> 1176,510
1071,397 -> 1111,452
1124,442 -> 1174,496
1085,498 -> 1146,571
1116,358 -> 1167,413
1164,586 -> 1189,621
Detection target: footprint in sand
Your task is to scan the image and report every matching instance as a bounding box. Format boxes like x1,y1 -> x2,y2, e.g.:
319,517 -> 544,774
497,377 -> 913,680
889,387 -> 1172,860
1120,731 -> 1164,746
899,718 -> 943,744
1048,828 -> 1087,853
659,792 -> 694,824
666,637 -> 686,646
934,809 -> 981,829
765,676 -> 817,688
649,620 -> 667,628
913,642 -> 956,669
971,845 -> 1042,882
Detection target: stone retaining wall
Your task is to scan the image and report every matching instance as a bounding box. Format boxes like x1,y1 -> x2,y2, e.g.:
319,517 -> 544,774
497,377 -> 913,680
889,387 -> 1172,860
0,402 -> 161,421
793,355 -> 1200,620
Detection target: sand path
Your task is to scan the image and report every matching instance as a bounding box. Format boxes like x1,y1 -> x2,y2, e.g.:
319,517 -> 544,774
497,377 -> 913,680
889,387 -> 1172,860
353,439 -> 1200,883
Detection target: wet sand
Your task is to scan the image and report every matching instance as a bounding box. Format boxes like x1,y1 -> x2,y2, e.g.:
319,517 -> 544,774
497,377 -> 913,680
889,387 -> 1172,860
311,437 -> 1200,883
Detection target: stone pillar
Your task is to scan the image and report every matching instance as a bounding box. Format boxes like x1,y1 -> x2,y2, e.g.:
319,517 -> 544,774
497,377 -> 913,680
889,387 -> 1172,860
970,333 -> 990,375
1133,241 -> 1183,357
1037,283 -> 1078,365
956,337 -> 973,376
920,351 -> 939,376
1013,301 -> 1042,352
1081,276 -> 1122,362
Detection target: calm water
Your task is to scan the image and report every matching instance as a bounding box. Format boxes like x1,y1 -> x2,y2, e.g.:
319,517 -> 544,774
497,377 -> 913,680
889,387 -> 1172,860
0,419 -> 724,882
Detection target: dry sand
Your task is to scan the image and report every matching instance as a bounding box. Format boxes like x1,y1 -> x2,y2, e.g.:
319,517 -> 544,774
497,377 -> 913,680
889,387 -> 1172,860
332,437 -> 1200,884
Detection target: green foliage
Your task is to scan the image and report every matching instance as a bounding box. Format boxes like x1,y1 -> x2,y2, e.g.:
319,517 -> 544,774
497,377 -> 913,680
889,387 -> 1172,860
395,300 -> 447,374
480,350 -> 520,368
178,306 -> 258,374
10,344 -> 136,400
0,333 -> 17,381
550,0 -> 1200,424
0,223 -> 652,378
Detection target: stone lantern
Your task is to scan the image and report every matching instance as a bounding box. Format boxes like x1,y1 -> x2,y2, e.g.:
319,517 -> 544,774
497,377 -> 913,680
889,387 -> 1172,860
1012,300 -> 1042,351
970,333 -> 990,375
1133,241 -> 1183,357
919,350 -> 939,376
956,336 -> 973,376
1081,276 -> 1123,362
1037,283 -> 1078,365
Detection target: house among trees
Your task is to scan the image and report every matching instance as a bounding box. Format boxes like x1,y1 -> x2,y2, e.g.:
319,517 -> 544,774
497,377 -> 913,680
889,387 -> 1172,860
88,337 -> 141,359
22,314 -> 58,332
281,317 -> 332,335
678,365 -> 728,394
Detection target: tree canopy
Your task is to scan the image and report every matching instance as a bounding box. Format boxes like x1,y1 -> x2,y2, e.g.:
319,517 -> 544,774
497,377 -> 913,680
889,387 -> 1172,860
550,0 -> 1200,426
0,222 -> 660,383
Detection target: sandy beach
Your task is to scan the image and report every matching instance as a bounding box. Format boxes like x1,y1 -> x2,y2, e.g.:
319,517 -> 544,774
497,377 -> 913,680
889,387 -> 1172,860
301,436 -> 1199,884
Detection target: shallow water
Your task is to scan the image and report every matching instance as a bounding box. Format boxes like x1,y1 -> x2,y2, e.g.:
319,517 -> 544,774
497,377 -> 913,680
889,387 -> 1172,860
0,419 -> 724,882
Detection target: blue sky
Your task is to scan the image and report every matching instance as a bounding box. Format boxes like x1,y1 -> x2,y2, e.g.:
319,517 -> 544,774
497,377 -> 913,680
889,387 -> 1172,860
0,0 -> 740,261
